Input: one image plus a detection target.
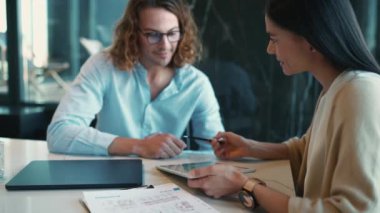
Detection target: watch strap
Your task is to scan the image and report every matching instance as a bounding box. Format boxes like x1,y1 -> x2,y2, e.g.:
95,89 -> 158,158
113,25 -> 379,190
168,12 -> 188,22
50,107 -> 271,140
241,178 -> 266,208
242,178 -> 266,193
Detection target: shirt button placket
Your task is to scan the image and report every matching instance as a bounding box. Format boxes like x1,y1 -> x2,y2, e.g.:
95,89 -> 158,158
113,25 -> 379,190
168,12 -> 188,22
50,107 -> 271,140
143,104 -> 152,135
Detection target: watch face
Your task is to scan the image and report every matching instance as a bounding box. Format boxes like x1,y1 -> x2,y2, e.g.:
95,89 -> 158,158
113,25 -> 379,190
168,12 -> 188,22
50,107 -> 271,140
239,190 -> 255,209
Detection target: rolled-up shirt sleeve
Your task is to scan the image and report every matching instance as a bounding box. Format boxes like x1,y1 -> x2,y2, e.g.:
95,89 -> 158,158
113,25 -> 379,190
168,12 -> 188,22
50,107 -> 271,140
47,55 -> 117,156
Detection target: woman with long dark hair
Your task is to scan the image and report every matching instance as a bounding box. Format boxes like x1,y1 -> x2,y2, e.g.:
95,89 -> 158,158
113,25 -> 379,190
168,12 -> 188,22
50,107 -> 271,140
188,0 -> 380,212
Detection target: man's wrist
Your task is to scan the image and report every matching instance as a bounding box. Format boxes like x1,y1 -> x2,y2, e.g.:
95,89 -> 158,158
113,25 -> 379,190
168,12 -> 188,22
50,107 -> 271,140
130,138 -> 144,156
108,137 -> 140,156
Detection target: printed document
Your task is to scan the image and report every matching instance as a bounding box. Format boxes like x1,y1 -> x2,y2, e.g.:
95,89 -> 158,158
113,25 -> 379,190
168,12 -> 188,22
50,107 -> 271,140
82,183 -> 219,213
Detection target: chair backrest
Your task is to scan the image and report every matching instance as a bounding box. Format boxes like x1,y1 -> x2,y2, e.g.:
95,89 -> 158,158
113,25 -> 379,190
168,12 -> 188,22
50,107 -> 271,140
80,37 -> 103,55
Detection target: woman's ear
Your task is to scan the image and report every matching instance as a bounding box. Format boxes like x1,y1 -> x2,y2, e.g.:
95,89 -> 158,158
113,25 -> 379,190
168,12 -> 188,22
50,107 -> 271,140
302,38 -> 317,53
310,46 -> 316,53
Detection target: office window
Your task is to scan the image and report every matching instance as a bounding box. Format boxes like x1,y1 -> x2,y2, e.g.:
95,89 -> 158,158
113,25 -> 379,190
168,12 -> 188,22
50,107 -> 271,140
0,0 -> 7,95
20,0 -> 50,103
19,0 -> 128,104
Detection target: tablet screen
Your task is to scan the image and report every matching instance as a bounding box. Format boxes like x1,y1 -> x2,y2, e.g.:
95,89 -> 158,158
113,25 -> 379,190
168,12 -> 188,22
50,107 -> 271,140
157,161 -> 255,179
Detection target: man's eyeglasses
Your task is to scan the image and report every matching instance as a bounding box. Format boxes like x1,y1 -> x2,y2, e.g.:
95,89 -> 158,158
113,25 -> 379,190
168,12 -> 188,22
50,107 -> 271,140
140,30 -> 182,44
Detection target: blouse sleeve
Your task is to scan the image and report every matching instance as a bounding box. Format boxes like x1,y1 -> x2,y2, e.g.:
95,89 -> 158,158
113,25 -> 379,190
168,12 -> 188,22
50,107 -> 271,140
284,128 -> 310,194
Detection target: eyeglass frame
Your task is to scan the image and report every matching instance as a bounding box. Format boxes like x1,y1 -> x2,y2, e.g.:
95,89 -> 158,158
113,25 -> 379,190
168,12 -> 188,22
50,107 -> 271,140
138,29 -> 182,45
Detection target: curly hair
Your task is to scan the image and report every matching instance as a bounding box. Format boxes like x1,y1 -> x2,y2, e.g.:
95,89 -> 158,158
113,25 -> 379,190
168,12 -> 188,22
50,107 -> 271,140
109,0 -> 202,71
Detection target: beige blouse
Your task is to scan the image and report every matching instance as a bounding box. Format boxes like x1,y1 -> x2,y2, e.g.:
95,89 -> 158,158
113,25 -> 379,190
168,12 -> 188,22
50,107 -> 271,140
285,71 -> 380,212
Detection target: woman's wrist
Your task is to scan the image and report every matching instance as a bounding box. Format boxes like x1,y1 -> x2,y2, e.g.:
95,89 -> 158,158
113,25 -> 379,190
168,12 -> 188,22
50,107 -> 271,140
230,168 -> 249,189
245,139 -> 259,157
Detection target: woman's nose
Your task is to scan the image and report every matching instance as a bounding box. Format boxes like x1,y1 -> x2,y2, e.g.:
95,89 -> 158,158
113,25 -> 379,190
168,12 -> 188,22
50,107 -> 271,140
266,42 -> 275,55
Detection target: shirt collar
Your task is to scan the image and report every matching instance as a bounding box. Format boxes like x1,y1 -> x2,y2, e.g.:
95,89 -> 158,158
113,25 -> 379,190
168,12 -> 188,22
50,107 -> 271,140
134,63 -> 188,100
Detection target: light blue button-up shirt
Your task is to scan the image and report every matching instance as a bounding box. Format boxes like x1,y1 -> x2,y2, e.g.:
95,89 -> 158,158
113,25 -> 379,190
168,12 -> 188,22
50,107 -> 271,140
47,52 -> 224,155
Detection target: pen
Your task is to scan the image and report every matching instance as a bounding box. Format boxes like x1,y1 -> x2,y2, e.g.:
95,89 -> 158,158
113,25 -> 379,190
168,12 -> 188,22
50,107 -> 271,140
182,135 -> 225,144
182,135 -> 211,142
121,184 -> 154,190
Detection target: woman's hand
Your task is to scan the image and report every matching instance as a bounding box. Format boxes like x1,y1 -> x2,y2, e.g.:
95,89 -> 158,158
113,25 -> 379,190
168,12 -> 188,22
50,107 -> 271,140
187,164 -> 248,198
211,131 -> 252,160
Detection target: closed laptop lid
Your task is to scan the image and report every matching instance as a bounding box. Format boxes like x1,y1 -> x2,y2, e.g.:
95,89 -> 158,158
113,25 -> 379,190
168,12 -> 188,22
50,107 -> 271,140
5,159 -> 143,190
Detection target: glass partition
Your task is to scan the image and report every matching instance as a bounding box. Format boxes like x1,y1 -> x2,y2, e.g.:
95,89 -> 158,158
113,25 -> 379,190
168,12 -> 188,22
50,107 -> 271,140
190,0 -> 379,141
0,0 -> 8,95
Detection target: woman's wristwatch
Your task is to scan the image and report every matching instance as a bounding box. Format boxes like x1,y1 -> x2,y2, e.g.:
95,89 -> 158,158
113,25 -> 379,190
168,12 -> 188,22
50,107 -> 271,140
238,178 -> 266,209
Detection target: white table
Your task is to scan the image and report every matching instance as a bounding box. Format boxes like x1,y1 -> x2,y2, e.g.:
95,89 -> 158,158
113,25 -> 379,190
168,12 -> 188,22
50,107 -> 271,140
0,138 -> 294,213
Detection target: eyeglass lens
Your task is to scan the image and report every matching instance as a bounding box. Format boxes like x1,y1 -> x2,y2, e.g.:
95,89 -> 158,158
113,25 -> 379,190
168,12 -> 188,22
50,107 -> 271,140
143,31 -> 181,44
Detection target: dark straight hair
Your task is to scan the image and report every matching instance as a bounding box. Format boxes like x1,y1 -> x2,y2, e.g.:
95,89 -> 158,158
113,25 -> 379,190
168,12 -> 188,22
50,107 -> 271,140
265,0 -> 380,74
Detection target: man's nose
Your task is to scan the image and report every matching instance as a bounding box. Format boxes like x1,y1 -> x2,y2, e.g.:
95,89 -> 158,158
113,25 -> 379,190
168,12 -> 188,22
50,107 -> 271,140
157,35 -> 171,47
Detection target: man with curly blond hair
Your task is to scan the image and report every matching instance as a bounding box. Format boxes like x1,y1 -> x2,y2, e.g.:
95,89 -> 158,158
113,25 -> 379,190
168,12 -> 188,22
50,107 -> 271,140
47,0 -> 224,158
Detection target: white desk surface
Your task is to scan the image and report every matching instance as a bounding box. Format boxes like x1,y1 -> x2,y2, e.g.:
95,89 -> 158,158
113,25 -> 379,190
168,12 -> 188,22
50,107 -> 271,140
0,138 -> 294,213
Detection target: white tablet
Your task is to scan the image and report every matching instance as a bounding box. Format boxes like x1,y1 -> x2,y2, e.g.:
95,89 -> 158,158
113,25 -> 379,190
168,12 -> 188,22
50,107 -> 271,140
156,161 -> 255,179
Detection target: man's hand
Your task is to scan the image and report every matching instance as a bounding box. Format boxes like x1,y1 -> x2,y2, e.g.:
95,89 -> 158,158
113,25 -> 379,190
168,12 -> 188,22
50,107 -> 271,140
133,133 -> 187,158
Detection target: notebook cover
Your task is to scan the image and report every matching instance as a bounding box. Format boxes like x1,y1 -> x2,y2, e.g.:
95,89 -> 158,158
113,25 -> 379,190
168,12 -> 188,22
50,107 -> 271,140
5,159 -> 143,190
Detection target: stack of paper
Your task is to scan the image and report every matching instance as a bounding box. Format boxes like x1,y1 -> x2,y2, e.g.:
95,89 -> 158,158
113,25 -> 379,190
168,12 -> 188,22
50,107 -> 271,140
82,183 -> 220,213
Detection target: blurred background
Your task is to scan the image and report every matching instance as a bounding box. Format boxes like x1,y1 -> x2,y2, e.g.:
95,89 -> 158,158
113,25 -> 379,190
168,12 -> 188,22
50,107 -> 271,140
0,0 -> 379,142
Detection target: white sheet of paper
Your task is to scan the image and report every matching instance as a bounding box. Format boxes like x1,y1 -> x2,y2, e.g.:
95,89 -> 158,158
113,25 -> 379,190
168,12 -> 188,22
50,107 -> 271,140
82,183 -> 220,213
